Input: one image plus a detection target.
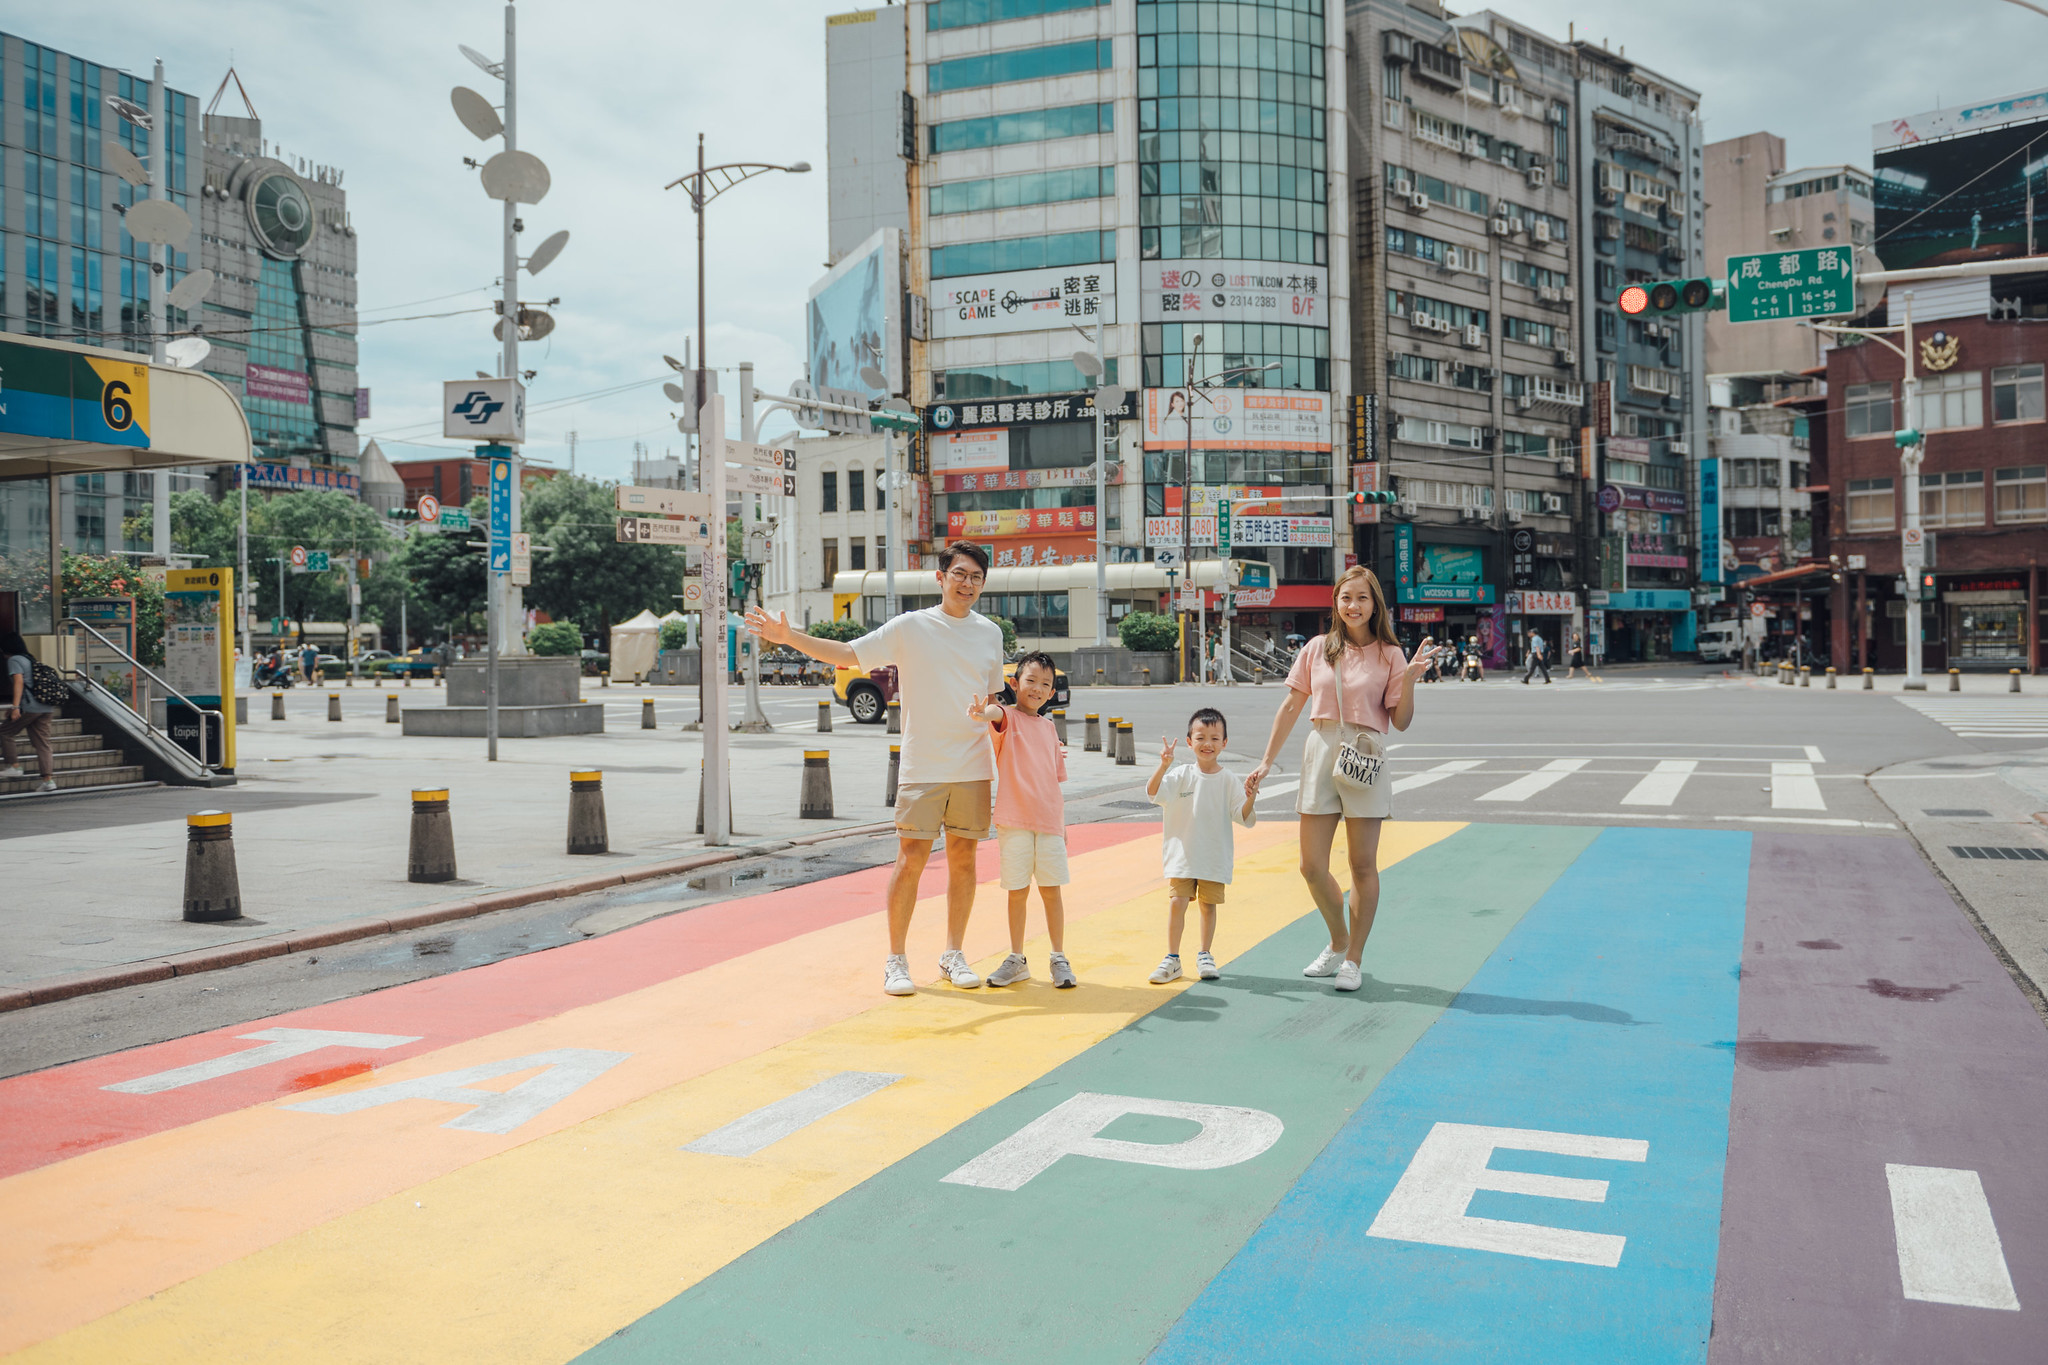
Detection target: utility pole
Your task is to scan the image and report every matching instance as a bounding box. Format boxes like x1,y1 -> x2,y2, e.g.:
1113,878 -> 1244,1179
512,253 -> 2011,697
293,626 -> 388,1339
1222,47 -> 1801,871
1093,318 -> 1109,646
701,390 -> 731,844
148,59 -> 171,565
498,1 -> 526,659
567,428 -> 578,476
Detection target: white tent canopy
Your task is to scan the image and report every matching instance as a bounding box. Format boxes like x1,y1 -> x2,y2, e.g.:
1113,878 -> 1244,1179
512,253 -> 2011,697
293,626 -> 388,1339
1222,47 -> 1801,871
608,609 -> 662,682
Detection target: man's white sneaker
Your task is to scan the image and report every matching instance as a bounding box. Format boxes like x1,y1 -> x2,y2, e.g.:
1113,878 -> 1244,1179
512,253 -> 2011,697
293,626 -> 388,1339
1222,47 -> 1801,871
883,955 -> 916,996
1302,945 -> 1345,978
1196,950 -> 1220,980
939,949 -> 982,988
1148,955 -> 1183,985
986,953 -> 1030,987
1334,961 -> 1363,992
34,780 -> 57,793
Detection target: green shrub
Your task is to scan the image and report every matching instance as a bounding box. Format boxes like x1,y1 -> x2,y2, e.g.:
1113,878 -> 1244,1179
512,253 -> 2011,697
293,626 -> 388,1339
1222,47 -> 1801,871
1118,611 -> 1180,653
527,621 -> 582,656
658,618 -> 691,651
982,614 -> 1020,658
809,618 -> 868,643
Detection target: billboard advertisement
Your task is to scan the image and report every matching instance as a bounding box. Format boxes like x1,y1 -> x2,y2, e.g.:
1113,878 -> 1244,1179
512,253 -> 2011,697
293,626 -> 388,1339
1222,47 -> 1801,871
930,427 -> 1010,472
806,226 -> 903,401
948,507 -> 1096,538
929,265 -> 1112,339
1874,116 -> 2048,270
1876,86 -> 2048,149
1140,260 -> 1328,325
1140,387 -> 1331,451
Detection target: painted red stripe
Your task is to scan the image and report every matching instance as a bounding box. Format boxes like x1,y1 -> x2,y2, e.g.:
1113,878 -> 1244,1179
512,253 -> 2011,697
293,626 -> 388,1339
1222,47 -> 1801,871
0,823 -> 1154,1178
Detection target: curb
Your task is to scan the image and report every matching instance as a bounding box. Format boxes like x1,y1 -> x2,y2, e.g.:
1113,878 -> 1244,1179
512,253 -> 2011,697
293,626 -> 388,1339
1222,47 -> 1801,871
0,820 -> 900,1015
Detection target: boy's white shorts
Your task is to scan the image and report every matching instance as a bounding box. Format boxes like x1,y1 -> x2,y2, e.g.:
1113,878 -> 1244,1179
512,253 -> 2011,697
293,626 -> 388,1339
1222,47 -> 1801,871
996,827 -> 1070,890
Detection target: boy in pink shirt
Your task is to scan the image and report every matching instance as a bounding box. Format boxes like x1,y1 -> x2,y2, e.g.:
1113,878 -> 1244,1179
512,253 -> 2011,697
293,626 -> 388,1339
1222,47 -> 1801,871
969,652 -> 1075,988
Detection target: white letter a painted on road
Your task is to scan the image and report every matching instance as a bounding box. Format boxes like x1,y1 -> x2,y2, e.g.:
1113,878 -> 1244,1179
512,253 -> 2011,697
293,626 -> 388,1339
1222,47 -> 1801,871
942,1091 -> 1284,1192
283,1049 -> 631,1134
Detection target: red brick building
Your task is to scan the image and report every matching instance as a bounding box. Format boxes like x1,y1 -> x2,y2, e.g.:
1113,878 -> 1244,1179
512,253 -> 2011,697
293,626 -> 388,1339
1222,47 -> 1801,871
389,455 -> 560,512
1822,304 -> 2046,673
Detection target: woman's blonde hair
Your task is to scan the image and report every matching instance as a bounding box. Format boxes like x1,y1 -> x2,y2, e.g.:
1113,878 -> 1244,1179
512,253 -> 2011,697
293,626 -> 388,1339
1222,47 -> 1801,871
1323,565 -> 1400,661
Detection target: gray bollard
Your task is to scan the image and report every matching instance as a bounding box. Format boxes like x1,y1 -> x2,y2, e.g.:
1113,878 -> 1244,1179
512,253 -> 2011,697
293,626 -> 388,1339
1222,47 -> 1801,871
1949,668 -> 1961,692
568,769 -> 608,855
328,691 -> 343,720
886,743 -> 901,807
1084,713 -> 1101,752
600,671 -> 609,688
818,698 -> 833,733
2013,669 -> 2024,694
1115,721 -> 1136,765
403,672 -> 411,688
1778,664 -> 1793,686
886,699 -> 901,734
1052,708 -> 1068,745
1141,666 -> 1151,687
182,810 -> 242,922
1825,667 -> 1837,690
1863,667 -> 1875,690
1105,717 -> 1122,758
408,788 -> 457,883
386,693 -> 400,723
1798,666 -> 1810,688
271,691 -> 285,721
641,697 -> 657,730
800,749 -> 834,819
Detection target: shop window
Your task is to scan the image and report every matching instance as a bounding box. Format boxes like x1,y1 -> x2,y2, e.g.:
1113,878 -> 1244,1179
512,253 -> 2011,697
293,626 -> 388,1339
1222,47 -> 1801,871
1994,465 -> 2046,524
820,470 -> 838,513
1911,370 -> 1983,432
848,468 -> 866,513
1920,470 -> 1984,528
1992,364 -> 2044,424
1844,383 -> 1892,438
1846,477 -> 1894,532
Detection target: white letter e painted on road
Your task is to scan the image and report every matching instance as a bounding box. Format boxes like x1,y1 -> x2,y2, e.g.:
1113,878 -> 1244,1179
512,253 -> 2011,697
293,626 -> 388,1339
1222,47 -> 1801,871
940,1091 -> 1284,1192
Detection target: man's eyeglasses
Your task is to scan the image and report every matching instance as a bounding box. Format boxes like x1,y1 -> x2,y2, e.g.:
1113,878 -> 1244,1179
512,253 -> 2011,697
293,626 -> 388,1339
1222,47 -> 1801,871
944,569 -> 984,587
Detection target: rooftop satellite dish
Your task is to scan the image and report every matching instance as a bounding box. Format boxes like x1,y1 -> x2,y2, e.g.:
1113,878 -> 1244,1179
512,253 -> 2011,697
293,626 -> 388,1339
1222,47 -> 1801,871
104,94 -> 152,128
1071,350 -> 1103,378
450,86 -> 503,141
164,336 -> 212,369
166,268 -> 216,311
525,229 -> 569,275
1097,386 -> 1129,410
124,197 -> 193,246
663,382 -> 688,403
882,397 -> 913,414
459,44 -> 504,79
859,364 -> 887,390
479,149 -> 550,204
663,354 -> 687,373
103,140 -> 149,188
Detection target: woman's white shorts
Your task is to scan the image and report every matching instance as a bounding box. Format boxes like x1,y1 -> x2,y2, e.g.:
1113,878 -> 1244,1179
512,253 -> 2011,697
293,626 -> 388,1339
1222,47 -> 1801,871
1296,720 -> 1393,820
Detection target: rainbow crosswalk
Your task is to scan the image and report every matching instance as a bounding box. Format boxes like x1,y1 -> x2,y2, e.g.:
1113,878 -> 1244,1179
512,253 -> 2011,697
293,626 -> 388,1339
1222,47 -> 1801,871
3,819 -> 2046,1363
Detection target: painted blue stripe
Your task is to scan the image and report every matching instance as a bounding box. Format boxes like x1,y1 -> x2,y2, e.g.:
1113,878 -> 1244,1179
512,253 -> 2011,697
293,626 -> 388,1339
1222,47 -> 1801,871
1152,826 -> 1750,1364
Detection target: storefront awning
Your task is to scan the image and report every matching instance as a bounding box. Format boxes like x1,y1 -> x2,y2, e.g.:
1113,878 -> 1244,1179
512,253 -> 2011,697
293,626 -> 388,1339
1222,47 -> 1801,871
0,334 -> 252,481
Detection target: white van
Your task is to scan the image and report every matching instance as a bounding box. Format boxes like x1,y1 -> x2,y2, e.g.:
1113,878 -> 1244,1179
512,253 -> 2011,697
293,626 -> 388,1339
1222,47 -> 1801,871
1696,619 -> 1755,663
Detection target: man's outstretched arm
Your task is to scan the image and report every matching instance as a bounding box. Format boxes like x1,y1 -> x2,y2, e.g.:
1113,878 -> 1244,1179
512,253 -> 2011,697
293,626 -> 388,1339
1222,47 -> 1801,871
744,608 -> 861,669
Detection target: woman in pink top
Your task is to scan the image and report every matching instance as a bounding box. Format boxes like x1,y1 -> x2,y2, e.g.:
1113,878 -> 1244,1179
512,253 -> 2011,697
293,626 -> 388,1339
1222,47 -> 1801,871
1250,566 -> 1433,993
970,653 -> 1076,989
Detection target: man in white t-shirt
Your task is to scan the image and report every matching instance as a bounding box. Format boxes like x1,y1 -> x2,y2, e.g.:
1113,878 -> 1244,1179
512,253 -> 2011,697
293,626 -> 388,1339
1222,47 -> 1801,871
747,541 -> 1006,997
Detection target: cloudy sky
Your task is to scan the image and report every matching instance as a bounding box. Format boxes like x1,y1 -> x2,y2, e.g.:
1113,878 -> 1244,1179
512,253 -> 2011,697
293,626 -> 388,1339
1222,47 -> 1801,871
24,0 -> 2048,482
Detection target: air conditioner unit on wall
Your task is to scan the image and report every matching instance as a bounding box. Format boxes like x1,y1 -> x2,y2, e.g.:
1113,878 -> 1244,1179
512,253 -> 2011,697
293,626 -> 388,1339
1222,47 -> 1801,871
1463,136 -> 1486,158
1543,493 -> 1564,512
1397,499 -> 1418,518
1526,165 -> 1548,189
1507,508 -> 1525,524
1669,439 -> 1691,456
1538,285 -> 1561,303
1515,394 -> 1535,412
1560,284 -> 1575,302
1556,347 -> 1577,367
1491,218 -> 1513,236
1463,324 -> 1485,348
1533,221 -> 1552,244
1408,191 -> 1431,212
1383,30 -> 1413,63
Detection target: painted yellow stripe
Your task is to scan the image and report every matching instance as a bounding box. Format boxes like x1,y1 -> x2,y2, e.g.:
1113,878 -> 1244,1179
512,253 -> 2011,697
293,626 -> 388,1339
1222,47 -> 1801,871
14,823 -> 1462,1365
0,825 -> 1274,1353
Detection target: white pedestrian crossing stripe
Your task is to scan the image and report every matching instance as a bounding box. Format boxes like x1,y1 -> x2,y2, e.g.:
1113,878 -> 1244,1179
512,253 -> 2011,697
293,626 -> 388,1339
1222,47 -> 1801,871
1620,759 -> 1696,807
1476,759 -> 1589,803
1393,760 -> 1484,794
1770,761 -> 1826,811
1897,697 -> 2048,738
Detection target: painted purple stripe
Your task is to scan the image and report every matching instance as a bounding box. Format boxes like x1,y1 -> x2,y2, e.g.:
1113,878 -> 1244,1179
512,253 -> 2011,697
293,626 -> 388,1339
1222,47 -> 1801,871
1710,833 -> 2048,1362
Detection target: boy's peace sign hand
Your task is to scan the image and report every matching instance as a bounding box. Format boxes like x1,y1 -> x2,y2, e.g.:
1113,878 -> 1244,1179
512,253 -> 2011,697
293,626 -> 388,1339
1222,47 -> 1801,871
966,693 -> 1002,723
1158,734 -> 1178,765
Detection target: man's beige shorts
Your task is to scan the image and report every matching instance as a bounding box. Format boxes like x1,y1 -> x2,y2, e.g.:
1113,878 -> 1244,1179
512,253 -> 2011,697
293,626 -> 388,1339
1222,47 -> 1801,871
895,780 -> 993,841
1168,877 -> 1227,904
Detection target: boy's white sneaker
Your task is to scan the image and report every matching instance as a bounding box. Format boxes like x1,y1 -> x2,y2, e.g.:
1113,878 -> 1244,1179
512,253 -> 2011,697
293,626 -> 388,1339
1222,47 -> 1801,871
1049,952 -> 1077,989
1196,950 -> 1220,980
1303,945 -> 1345,978
883,955 -> 915,996
1334,961 -> 1363,992
1148,955 -> 1183,985
986,953 -> 1030,987
939,949 -> 982,988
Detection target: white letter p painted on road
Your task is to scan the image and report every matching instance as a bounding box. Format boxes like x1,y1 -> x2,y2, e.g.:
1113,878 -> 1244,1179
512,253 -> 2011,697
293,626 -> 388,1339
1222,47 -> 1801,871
940,1091 -> 1284,1192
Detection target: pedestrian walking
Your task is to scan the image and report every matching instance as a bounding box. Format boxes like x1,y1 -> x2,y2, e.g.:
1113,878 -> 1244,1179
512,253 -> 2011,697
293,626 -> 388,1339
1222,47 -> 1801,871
1145,707 -> 1259,984
1249,566 -> 1431,992
300,640 -> 319,685
1521,629 -> 1552,684
973,652 -> 1076,990
0,629 -> 60,792
1563,631 -> 1588,681
748,541 -> 1006,997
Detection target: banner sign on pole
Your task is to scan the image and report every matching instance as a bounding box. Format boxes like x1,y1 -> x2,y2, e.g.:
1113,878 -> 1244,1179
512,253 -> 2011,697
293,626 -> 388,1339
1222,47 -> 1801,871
616,518 -> 709,545
488,451 -> 513,573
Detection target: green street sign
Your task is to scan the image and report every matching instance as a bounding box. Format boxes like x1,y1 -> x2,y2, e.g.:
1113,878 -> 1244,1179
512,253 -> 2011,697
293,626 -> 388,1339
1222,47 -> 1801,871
306,550 -> 331,572
1725,247 -> 1855,323
1218,499 -> 1232,553
439,508 -> 472,531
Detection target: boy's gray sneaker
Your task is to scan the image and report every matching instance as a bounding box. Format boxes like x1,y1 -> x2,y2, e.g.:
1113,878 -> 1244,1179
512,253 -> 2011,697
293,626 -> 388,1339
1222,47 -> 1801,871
987,953 -> 1031,987
1196,950 -> 1220,980
1049,952 -> 1077,989
939,948 -> 982,988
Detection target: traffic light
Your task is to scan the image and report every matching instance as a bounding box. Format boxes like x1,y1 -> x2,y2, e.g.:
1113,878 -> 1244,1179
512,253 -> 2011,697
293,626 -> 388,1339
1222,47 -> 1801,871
1350,490 -> 1398,506
1920,572 -> 1938,602
1617,278 -> 1721,317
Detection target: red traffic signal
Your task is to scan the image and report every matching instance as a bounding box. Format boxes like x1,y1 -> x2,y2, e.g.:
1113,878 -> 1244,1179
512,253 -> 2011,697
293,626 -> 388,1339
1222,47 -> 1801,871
1620,278 -> 1717,317
1618,284 -> 1650,315
1350,490 -> 1398,505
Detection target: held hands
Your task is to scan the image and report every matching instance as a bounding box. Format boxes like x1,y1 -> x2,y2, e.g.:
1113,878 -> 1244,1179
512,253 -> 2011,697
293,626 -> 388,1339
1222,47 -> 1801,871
744,607 -> 790,645
1402,636 -> 1437,682
1243,766 -> 1265,798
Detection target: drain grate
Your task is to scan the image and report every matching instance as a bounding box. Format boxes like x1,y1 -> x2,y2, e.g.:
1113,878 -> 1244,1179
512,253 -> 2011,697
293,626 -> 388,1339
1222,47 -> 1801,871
1950,845 -> 2048,861
1924,808 -> 1993,818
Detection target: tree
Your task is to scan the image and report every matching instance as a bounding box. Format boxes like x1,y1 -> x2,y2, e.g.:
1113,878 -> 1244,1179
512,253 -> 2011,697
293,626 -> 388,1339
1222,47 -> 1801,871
1119,611 -> 1179,653
63,553 -> 167,667
984,614 -> 1019,657
809,619 -> 868,643
524,475 -> 682,640
401,496 -> 488,638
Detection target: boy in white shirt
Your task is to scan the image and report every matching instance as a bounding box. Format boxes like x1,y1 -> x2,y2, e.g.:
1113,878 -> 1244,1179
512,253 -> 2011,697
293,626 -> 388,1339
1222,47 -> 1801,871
1146,707 -> 1261,983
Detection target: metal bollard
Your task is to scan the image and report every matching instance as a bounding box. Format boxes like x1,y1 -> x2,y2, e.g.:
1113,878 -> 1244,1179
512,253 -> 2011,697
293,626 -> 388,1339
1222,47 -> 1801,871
433,667 -> 443,687
1949,668 -> 1961,692
271,691 -> 285,721
568,769 -> 608,855
345,672 -> 353,688
1779,664 -> 1793,686
641,698 -> 657,730
1825,667 -> 1837,690
182,810 -> 242,922
1115,720 -> 1136,765
1094,667 -> 1105,687
1863,667 -> 1875,690
328,691 -> 343,720
386,693 -> 400,723
1141,667 -> 1151,687
887,744 -> 901,807
1798,666 -> 1810,688
1052,708 -> 1068,745
817,698 -> 833,733
600,671 -> 609,688
408,788 -> 457,883
886,699 -> 901,734
2013,668 -> 2024,694
1084,713 -> 1102,752
800,749 -> 834,819
1106,717 -> 1122,758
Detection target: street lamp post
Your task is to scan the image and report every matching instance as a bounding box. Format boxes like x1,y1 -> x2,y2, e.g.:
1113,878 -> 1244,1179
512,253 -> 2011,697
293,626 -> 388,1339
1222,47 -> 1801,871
1069,323 -> 1120,647
1169,340 -> 1279,682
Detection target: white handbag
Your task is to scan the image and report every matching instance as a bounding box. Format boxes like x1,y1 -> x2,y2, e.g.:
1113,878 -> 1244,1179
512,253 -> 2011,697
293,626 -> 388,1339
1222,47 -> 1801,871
1327,644 -> 1383,795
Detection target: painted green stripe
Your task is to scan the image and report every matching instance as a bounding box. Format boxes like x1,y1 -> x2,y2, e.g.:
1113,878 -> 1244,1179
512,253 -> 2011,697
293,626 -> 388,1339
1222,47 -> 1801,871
575,822 -> 1601,1365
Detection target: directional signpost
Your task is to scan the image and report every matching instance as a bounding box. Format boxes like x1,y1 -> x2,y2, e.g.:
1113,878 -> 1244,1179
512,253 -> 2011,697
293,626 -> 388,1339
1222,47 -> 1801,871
1725,247 -> 1855,324
614,486 -> 712,544
439,507 -> 472,532
618,517 -> 707,546
731,444 -> 795,497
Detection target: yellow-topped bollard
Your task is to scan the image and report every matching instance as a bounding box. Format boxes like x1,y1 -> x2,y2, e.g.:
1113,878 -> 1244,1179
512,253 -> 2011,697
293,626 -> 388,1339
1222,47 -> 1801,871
1084,713 -> 1102,752
271,691 -> 285,721
183,811 -> 241,923
887,744 -> 901,807
1863,667 -> 1875,691
408,788 -> 456,883
328,691 -> 343,719
1949,668 -> 1961,692
800,750 -> 834,820
641,698 -> 657,730
568,770 -> 607,855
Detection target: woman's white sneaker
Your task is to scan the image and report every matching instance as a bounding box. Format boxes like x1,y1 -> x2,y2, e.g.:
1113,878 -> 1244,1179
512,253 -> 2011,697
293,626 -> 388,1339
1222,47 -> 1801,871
883,955 -> 915,996
1303,945 -> 1345,978
939,949 -> 982,988
1334,961 -> 1363,992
